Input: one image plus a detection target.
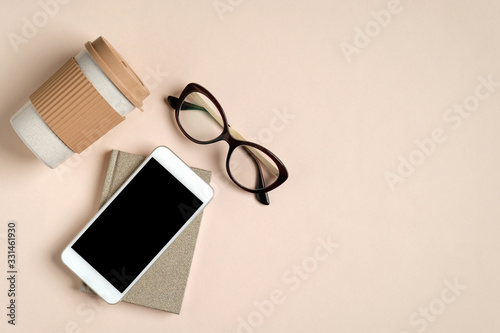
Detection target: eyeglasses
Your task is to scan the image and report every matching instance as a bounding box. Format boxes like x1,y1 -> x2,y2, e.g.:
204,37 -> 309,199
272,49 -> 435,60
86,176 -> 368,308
166,83 -> 288,205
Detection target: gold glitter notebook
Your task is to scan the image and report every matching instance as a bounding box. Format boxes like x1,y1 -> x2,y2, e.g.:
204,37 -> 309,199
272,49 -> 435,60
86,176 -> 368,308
79,149 -> 211,314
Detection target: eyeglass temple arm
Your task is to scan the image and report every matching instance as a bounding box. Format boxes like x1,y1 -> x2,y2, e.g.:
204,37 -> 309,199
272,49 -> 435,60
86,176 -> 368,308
244,147 -> 270,205
168,97 -> 206,112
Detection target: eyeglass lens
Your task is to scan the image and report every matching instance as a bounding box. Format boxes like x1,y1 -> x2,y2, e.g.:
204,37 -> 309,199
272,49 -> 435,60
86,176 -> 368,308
178,92 -> 223,142
229,145 -> 280,190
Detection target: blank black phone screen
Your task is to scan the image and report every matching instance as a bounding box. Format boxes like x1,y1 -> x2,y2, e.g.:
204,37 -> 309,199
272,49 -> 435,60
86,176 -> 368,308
72,158 -> 202,292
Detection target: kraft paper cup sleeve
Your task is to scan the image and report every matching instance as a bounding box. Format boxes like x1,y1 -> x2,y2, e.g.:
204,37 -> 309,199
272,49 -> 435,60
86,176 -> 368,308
29,58 -> 124,154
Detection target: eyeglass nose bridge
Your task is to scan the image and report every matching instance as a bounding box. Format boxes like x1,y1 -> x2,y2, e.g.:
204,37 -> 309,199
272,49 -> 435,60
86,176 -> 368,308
223,127 -> 243,145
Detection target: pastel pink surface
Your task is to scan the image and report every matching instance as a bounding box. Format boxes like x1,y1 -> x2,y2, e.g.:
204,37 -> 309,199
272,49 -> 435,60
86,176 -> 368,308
1,0 -> 500,332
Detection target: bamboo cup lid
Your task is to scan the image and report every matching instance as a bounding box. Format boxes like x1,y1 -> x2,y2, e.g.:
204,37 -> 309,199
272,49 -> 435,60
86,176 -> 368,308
85,36 -> 150,111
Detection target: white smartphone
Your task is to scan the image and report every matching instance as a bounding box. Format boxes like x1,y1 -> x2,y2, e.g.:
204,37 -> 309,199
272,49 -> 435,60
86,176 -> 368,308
61,146 -> 214,304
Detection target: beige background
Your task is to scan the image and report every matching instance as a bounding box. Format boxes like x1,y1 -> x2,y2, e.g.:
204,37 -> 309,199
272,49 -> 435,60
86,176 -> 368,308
1,0 -> 499,332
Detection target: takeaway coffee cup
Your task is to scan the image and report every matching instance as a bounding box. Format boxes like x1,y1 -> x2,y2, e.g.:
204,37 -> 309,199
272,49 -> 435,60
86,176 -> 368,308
10,36 -> 150,168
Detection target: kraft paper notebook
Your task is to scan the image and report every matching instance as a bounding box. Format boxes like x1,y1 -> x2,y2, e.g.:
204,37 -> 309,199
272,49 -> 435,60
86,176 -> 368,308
79,149 -> 211,314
